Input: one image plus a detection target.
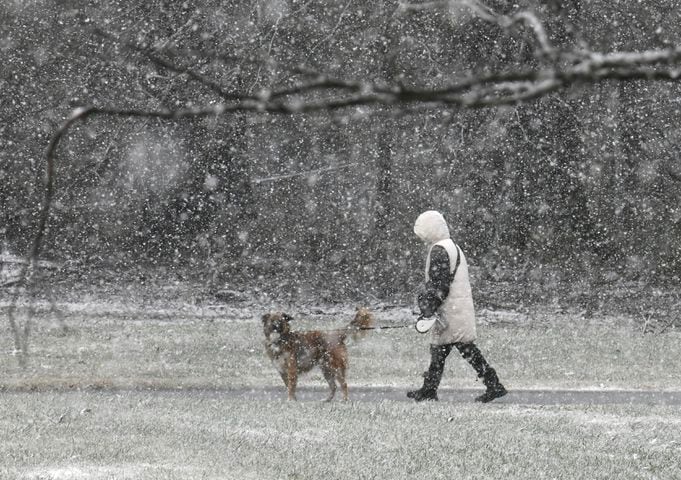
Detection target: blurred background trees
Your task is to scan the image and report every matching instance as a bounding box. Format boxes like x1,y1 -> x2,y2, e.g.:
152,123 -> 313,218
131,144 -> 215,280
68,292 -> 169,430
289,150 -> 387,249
2,0 -> 681,302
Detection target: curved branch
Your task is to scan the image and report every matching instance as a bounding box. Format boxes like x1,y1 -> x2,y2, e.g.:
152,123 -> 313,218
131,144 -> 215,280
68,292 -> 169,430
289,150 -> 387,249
507,11 -> 554,57
399,0 -> 555,56
6,109 -> 89,363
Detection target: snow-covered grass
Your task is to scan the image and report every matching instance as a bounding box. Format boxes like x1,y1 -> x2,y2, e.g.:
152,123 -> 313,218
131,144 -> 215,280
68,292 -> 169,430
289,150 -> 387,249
1,302 -> 680,392
2,391 -> 680,479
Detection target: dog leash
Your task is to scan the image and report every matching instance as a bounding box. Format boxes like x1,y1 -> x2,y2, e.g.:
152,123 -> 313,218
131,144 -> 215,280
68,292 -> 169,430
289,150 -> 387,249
361,316 -> 435,332
357,324 -> 412,331
319,323 -> 412,333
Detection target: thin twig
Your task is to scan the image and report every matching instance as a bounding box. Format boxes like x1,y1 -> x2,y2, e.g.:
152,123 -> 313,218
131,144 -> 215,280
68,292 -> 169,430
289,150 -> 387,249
252,163 -> 360,185
92,28 -> 247,102
642,314 -> 651,334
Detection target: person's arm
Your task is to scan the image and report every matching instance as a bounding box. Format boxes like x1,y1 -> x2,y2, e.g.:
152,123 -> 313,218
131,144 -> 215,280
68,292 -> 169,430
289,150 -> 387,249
417,245 -> 451,318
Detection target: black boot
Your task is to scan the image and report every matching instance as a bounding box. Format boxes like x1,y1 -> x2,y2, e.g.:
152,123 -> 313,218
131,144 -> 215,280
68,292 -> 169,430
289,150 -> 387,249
406,373 -> 439,401
475,368 -> 507,403
455,343 -> 507,403
407,344 -> 453,402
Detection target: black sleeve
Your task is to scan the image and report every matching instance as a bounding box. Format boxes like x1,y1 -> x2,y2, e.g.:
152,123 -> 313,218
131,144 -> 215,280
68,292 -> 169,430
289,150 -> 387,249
417,246 -> 451,318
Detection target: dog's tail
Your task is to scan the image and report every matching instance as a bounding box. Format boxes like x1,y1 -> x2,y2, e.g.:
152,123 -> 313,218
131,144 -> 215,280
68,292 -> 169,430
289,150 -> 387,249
345,307 -> 374,342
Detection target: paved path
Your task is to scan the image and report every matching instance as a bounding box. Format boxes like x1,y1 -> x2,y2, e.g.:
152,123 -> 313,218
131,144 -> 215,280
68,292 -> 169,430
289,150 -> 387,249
5,385 -> 680,405
223,386 -> 681,405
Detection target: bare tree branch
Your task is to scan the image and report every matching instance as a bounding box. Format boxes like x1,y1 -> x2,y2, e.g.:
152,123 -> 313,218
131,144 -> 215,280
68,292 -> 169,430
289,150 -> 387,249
399,0 -> 554,56
508,10 -> 554,56
27,44 -> 681,251
92,28 -> 250,102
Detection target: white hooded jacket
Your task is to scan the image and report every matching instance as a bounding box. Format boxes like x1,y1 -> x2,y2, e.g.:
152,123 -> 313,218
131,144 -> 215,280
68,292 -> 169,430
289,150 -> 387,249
413,211 -> 477,345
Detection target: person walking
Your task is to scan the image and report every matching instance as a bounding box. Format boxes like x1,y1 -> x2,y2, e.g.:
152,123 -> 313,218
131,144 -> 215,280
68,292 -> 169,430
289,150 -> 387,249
407,210 -> 507,403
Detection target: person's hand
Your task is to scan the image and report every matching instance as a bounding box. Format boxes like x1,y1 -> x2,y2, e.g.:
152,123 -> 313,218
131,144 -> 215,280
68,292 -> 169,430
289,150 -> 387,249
418,289 -> 441,317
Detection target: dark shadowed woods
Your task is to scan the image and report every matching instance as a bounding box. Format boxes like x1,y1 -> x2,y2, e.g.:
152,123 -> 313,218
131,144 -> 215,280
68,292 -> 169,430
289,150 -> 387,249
2,0 -> 681,314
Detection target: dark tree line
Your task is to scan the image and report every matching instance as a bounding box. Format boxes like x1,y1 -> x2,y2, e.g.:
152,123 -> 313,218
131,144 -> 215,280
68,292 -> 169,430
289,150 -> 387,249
3,0 -> 681,304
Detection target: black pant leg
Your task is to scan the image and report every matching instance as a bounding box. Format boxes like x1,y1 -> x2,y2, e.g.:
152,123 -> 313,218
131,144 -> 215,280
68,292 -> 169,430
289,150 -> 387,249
454,342 -> 492,379
424,343 -> 454,390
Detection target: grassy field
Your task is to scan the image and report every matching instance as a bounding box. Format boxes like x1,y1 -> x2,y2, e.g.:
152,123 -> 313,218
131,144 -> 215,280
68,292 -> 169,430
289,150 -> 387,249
1,302 -> 679,392
2,392 -> 680,479
1,299 -> 681,479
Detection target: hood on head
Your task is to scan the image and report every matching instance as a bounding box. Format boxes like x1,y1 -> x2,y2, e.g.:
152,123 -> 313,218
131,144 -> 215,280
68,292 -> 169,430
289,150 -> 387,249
414,210 -> 450,244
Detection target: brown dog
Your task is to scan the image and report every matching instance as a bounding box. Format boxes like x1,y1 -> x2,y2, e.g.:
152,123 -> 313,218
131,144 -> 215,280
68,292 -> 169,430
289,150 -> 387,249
262,307 -> 373,401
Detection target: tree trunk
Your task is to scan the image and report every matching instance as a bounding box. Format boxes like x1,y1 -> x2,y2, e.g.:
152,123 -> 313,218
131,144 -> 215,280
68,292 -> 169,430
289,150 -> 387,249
369,6 -> 402,294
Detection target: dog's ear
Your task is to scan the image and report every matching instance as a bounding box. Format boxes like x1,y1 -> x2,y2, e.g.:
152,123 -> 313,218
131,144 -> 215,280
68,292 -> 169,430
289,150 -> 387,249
262,313 -> 271,324
282,313 -> 293,323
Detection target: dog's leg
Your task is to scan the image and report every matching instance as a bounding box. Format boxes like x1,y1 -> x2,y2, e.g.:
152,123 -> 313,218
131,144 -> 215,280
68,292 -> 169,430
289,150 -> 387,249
321,368 -> 337,402
279,371 -> 289,388
286,354 -> 297,401
337,368 -> 348,402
